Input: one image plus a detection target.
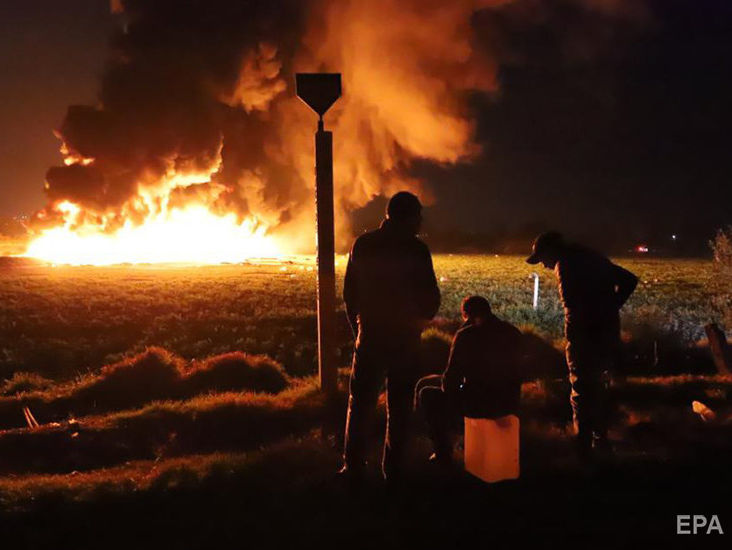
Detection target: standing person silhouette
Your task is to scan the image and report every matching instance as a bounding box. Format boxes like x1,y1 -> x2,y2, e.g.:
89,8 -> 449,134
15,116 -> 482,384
341,191 -> 441,484
527,232 -> 637,462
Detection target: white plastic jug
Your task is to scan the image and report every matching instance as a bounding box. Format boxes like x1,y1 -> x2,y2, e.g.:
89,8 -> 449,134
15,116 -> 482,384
464,415 -> 520,483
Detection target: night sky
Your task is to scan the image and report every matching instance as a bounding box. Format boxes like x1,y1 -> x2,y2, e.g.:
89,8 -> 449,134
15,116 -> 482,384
1,0 -> 730,252
0,1 -> 115,216
421,0 -> 732,252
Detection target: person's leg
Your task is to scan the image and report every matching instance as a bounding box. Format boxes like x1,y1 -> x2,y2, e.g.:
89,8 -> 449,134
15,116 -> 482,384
382,342 -> 421,481
418,386 -> 454,463
585,325 -> 619,445
566,340 -> 594,456
591,342 -> 617,449
343,345 -> 383,472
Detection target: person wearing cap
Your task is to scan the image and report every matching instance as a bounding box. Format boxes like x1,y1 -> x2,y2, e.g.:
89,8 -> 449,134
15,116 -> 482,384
527,232 -> 638,460
415,295 -> 523,466
341,191 -> 441,483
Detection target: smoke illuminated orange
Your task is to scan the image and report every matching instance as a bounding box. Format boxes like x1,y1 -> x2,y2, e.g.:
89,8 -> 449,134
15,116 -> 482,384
25,0 -> 503,264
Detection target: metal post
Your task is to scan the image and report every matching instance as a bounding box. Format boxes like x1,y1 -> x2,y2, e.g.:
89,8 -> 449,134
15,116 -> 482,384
295,72 -> 341,395
315,118 -> 337,394
531,273 -> 540,311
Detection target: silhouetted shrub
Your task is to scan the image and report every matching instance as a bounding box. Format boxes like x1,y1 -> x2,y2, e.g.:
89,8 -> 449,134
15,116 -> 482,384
620,314 -> 717,375
710,226 -> 732,328
420,328 -> 452,375
0,348 -> 292,429
1,372 -> 54,396
184,352 -> 289,394
519,327 -> 566,379
75,347 -> 184,409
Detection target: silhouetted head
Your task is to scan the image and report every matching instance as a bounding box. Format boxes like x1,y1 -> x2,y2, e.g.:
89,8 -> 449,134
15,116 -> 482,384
386,191 -> 422,235
461,295 -> 492,325
526,231 -> 564,269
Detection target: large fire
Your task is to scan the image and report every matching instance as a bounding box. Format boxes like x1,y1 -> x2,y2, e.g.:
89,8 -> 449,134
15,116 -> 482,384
25,202 -> 280,265
25,164 -> 282,265
18,1 -> 505,265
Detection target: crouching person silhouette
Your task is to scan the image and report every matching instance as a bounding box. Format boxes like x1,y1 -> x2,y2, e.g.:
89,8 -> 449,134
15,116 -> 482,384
340,192 -> 441,485
416,296 -> 523,466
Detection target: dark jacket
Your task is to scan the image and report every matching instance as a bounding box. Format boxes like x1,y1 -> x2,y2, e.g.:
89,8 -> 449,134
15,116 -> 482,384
443,316 -> 523,418
343,219 -> 440,340
556,244 -> 638,341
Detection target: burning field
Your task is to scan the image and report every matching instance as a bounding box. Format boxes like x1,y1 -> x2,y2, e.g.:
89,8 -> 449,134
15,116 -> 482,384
11,0 -> 509,266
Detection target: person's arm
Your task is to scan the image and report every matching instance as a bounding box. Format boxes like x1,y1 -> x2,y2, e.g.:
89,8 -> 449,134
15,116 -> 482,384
442,331 -> 468,396
557,259 -> 581,311
416,242 -> 441,320
343,244 -> 359,336
612,263 -> 638,308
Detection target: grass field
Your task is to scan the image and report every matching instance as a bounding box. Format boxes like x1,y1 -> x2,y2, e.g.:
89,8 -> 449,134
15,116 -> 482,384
0,254 -> 729,547
0,254 -> 723,381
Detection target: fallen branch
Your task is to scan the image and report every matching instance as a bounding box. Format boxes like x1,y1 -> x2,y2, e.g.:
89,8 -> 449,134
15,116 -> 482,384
22,406 -> 40,430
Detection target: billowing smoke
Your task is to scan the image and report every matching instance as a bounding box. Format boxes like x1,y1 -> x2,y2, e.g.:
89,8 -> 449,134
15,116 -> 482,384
31,0 -> 648,256
34,0 -> 506,251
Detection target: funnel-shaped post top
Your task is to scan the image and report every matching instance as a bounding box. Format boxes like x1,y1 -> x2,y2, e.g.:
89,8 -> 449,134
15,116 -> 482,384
296,73 -> 341,118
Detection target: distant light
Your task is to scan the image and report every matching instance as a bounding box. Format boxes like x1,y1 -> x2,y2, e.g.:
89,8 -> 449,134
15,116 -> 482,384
671,234 -> 677,240
635,245 -> 649,253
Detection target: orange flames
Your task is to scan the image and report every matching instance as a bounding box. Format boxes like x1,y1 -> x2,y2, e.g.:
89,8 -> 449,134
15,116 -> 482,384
26,162 -> 281,265
23,0 -> 506,265
26,201 -> 280,265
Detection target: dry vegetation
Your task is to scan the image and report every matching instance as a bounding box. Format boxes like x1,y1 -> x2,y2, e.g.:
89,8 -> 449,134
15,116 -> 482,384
0,347 -> 290,429
710,226 -> 732,327
0,255 -> 729,545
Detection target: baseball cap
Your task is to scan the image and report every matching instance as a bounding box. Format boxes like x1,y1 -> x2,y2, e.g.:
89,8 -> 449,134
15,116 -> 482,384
526,231 -> 564,264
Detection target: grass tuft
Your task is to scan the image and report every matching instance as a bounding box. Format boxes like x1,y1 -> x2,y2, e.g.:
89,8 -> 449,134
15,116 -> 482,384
2,372 -> 54,396
0,348 -> 292,429
183,352 -> 289,395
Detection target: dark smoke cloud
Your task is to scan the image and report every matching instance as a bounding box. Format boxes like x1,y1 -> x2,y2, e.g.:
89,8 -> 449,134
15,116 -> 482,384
39,0 -> 514,249
45,0 -> 308,228
37,0 -> 653,249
